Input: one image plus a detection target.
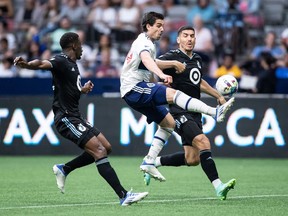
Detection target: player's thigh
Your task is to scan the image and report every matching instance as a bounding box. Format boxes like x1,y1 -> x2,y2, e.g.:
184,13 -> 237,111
166,87 -> 177,103
192,134 -> 211,151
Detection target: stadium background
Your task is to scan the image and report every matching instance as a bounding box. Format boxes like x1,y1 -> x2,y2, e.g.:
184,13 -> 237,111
0,0 -> 287,157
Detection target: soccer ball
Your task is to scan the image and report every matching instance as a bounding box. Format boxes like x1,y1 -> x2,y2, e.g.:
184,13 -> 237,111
215,75 -> 238,97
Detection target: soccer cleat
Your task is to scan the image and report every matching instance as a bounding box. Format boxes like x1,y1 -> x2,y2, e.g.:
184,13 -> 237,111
214,97 -> 235,122
144,173 -> 151,186
120,190 -> 149,206
140,160 -> 166,182
216,178 -> 236,200
52,164 -> 66,194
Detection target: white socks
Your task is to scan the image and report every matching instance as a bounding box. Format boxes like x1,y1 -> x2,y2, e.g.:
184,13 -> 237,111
173,90 -> 216,116
212,178 -> 222,189
146,127 -> 173,163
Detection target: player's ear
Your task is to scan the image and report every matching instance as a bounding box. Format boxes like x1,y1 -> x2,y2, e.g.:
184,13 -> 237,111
176,37 -> 180,44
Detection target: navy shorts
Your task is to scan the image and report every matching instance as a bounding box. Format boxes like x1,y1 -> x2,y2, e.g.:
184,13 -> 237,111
123,82 -> 169,124
54,112 -> 100,149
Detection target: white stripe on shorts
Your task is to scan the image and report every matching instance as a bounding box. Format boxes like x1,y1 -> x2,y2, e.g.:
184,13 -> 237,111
62,117 -> 82,138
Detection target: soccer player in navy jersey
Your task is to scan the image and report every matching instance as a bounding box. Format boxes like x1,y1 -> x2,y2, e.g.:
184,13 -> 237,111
13,32 -> 148,206
145,26 -> 236,200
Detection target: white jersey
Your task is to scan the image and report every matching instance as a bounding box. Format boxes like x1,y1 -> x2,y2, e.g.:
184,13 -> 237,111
120,33 -> 157,97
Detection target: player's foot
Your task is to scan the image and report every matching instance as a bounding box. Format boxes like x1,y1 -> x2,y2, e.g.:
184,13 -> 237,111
120,190 -> 148,206
216,178 -> 236,200
52,164 -> 66,194
144,173 -> 151,186
214,97 -> 235,122
140,157 -> 166,182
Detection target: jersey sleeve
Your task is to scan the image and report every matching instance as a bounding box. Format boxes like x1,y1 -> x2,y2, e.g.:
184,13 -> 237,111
135,38 -> 154,56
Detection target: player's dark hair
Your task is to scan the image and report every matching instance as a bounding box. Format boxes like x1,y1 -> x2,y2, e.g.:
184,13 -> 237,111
177,26 -> 195,35
59,32 -> 79,49
141,11 -> 164,32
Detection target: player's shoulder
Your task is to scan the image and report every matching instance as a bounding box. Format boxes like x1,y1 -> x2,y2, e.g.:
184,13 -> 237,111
159,49 -> 179,60
193,52 -> 202,60
50,53 -> 69,63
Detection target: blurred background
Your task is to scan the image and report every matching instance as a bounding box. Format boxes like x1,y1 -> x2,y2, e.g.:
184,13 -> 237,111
0,0 -> 287,157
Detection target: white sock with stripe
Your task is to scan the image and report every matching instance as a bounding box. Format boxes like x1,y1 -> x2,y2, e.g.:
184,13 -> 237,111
146,127 -> 173,163
173,90 -> 216,116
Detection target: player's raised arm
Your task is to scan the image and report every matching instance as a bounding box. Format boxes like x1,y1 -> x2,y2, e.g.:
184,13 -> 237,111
140,51 -> 173,84
13,57 -> 52,70
200,79 -> 226,105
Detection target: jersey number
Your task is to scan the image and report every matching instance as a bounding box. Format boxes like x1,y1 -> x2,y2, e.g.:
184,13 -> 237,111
76,75 -> 82,92
189,68 -> 201,85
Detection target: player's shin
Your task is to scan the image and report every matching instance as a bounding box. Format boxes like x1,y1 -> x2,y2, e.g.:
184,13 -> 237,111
146,127 -> 173,163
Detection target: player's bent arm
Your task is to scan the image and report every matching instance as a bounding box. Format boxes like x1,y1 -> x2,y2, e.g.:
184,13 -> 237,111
156,59 -> 185,73
14,57 -> 52,70
200,79 -> 225,103
140,51 -> 165,77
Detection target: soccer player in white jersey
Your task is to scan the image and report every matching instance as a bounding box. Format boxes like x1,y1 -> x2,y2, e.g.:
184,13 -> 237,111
120,11 -> 235,182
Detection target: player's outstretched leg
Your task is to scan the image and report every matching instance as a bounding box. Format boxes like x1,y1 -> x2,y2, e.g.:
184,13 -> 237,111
140,156 -> 166,182
214,97 -> 235,122
216,178 -> 236,200
120,189 -> 149,206
52,164 -> 67,193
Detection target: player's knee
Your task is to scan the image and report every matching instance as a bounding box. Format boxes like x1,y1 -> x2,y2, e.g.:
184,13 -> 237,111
106,144 -> 112,155
185,156 -> 200,166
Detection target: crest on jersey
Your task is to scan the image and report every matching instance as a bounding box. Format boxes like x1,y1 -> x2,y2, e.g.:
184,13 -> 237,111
147,83 -> 155,87
77,123 -> 86,132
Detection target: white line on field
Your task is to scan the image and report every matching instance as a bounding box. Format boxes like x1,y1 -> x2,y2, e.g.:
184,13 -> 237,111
0,194 -> 287,210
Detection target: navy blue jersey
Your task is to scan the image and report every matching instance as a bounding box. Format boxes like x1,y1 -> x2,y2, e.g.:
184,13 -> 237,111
159,49 -> 203,118
49,53 -> 82,116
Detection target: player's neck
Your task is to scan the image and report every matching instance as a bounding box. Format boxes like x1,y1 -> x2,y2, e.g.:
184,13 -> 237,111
179,48 -> 193,58
62,50 -> 76,62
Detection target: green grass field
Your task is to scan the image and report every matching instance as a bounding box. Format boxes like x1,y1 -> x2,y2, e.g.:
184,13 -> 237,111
0,156 -> 287,216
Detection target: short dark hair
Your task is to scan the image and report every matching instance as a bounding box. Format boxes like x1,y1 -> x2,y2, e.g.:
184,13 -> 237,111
59,32 -> 79,49
141,11 -> 164,32
177,26 -> 195,36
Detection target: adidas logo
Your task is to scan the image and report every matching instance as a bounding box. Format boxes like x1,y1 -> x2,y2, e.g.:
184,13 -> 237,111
71,67 -> 75,71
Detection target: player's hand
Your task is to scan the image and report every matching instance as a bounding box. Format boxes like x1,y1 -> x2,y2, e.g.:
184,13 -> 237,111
217,96 -> 226,105
174,61 -> 186,74
82,80 -> 94,93
159,74 -> 173,85
13,56 -> 28,68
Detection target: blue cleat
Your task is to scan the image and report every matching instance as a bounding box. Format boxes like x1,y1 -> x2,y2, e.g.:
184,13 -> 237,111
120,190 -> 148,206
52,164 -> 66,193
